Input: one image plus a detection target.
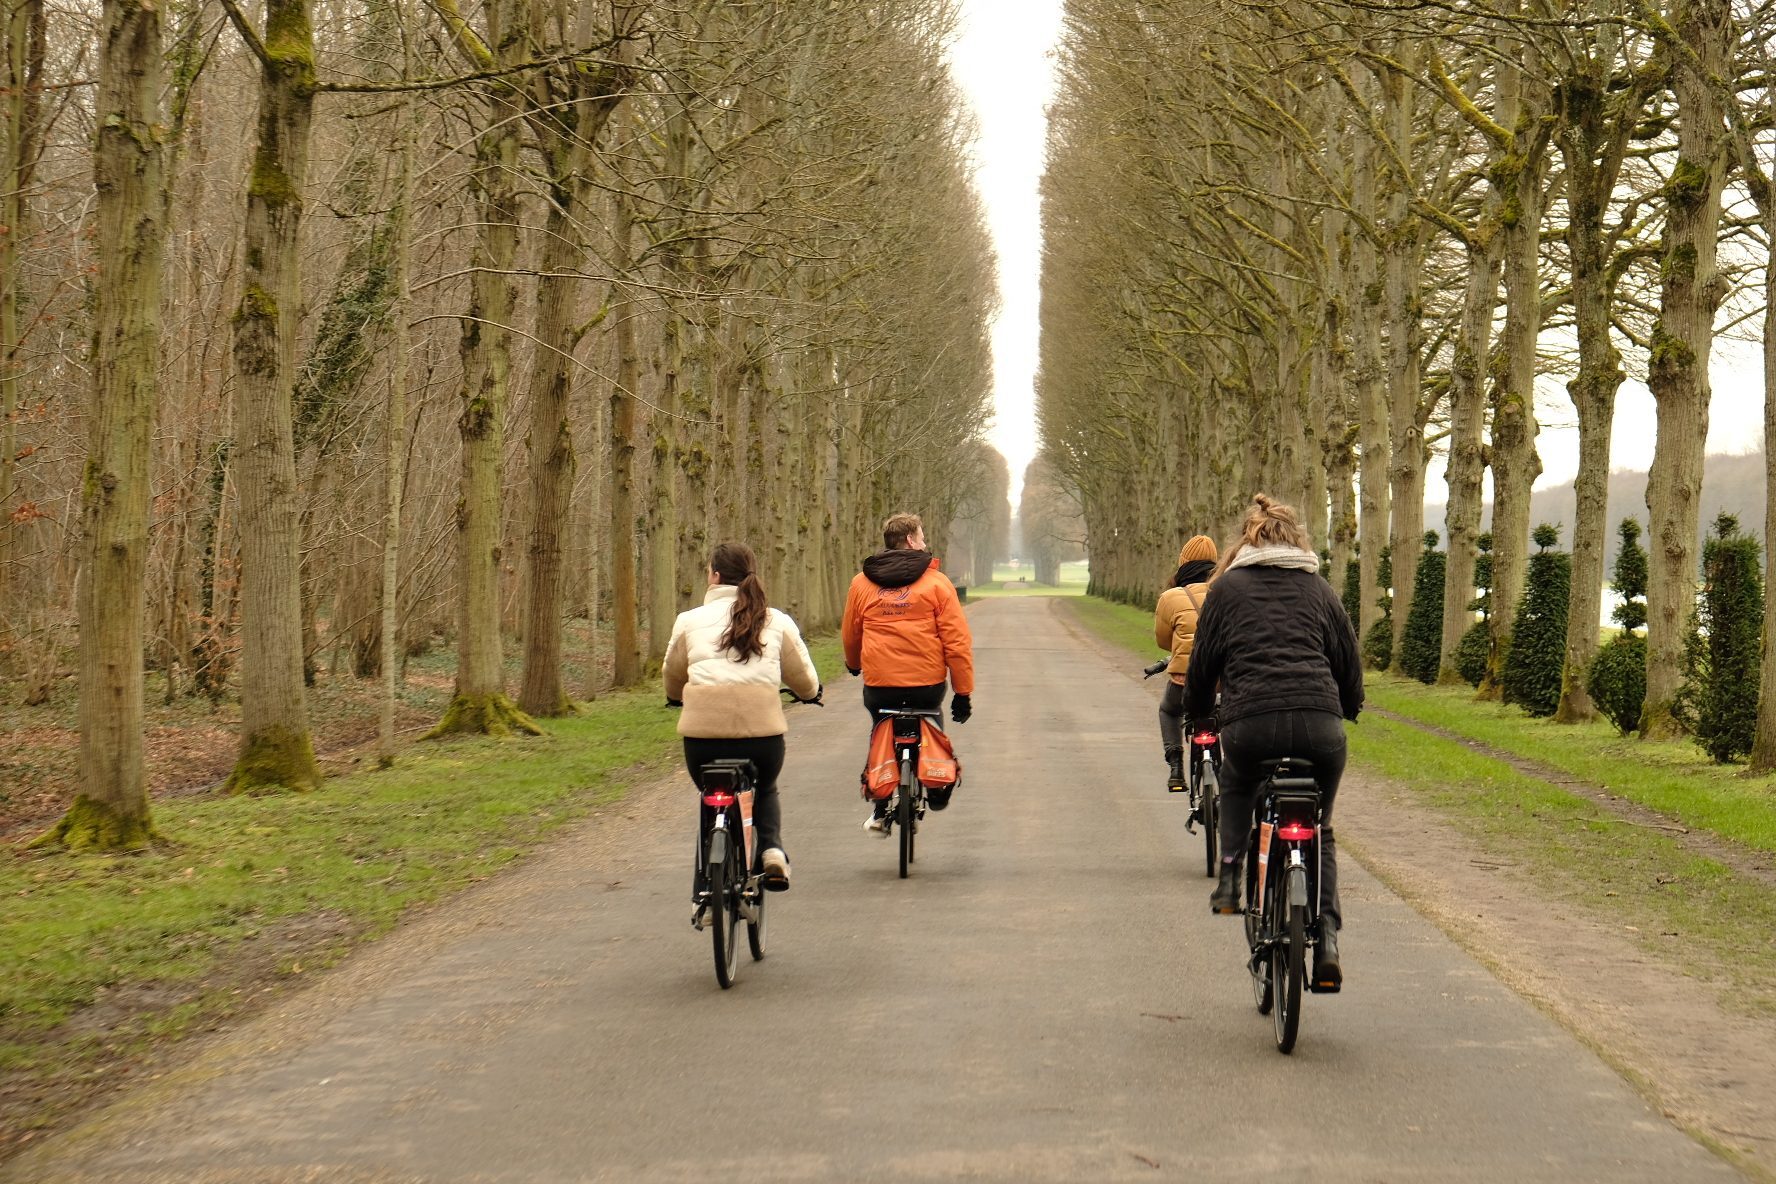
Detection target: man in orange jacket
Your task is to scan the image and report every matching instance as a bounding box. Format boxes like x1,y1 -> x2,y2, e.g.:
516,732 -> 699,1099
842,511 -> 974,830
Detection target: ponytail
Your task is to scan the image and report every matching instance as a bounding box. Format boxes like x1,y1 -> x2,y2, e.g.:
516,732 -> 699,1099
711,541 -> 770,659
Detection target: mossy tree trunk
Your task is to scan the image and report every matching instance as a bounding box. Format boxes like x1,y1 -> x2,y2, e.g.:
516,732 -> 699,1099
40,0 -> 166,850
1554,38 -> 1645,723
1349,132 -> 1390,652
224,0 -> 321,791
1438,228 -> 1501,684
1479,61 -> 1549,701
428,0 -> 535,737
0,0 -> 43,669
1640,0 -> 1731,739
609,190 -> 643,688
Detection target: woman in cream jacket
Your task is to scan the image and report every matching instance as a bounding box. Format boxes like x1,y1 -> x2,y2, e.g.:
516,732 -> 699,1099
664,542 -> 821,891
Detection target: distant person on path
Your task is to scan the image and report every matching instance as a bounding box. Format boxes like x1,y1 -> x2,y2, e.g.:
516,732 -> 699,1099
841,511 -> 974,832
665,542 -> 822,897
1186,495 -> 1362,991
1154,534 -> 1219,788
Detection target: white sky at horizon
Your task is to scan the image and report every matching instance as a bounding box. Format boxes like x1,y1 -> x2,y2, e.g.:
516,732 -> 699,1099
946,3 -> 1768,516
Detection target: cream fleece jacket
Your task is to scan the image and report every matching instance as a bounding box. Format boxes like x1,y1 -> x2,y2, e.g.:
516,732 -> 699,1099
663,585 -> 821,738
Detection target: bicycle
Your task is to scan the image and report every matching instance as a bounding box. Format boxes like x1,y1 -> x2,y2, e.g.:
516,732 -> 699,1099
692,757 -> 772,989
1240,757 -> 1327,1054
871,707 -> 949,879
1143,659 -> 1219,876
683,689 -> 819,989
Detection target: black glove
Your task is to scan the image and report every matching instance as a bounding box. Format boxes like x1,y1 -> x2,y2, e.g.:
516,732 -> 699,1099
665,697 -> 683,708
807,684 -> 825,707
846,665 -> 861,677
950,693 -> 972,724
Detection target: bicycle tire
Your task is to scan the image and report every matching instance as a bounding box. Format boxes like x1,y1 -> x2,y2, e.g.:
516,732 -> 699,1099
1274,866 -> 1307,1053
1200,764 -> 1220,878
1246,839 -> 1272,1015
710,826 -> 740,989
747,883 -> 767,961
897,767 -> 914,879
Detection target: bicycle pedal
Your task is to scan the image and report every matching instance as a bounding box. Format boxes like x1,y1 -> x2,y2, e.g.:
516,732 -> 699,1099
1310,979 -> 1342,995
761,873 -> 789,893
1166,778 -> 1186,794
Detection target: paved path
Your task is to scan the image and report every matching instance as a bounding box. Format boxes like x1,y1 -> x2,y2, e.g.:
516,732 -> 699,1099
5,598 -> 1738,1182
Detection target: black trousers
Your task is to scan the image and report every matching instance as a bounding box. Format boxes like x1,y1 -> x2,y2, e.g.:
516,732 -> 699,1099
1158,680 -> 1186,753
683,735 -> 786,858
1216,709 -> 1346,929
862,682 -> 946,719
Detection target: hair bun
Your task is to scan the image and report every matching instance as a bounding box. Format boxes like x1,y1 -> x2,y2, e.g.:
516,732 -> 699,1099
1253,493 -> 1275,511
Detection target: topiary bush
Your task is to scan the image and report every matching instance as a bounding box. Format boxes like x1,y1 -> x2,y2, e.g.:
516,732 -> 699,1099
1586,517 -> 1649,735
1588,634 -> 1647,735
1398,531 -> 1445,683
1455,619 -> 1490,687
1500,523 -> 1570,717
1363,545 -> 1393,670
1677,513 -> 1763,763
1341,557 -> 1360,625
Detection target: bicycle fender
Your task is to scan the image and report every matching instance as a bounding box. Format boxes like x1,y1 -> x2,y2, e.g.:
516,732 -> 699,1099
707,828 -> 729,869
1287,864 -> 1308,908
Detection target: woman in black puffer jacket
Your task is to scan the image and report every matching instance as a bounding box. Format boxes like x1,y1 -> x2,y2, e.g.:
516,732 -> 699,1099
1185,494 -> 1362,990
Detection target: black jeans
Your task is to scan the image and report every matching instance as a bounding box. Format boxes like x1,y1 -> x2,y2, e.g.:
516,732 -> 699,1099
1159,680 -> 1186,754
1216,709 -> 1346,930
862,682 -> 946,719
683,735 -> 786,859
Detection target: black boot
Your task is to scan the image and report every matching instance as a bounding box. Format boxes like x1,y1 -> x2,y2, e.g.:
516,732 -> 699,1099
1165,746 -> 1185,792
1210,860 -> 1241,914
1313,922 -> 1342,992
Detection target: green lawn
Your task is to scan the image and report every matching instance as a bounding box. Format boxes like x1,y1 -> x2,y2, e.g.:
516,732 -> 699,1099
966,560 -> 1089,598
1365,674 -> 1776,855
1,637 -> 842,1146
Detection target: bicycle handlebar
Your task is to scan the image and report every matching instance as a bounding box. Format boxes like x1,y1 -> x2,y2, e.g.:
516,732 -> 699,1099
1142,658 -> 1170,679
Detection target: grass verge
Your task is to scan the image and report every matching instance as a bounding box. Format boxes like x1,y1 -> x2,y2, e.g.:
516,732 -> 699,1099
1365,674 -> 1776,854
1059,596 -> 1776,1015
0,637 -> 841,1156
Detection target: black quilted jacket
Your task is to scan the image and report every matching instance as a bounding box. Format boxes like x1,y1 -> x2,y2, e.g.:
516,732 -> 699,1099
1183,558 -> 1364,726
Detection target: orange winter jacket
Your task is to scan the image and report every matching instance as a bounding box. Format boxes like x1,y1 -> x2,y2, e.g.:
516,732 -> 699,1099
842,550 -> 975,694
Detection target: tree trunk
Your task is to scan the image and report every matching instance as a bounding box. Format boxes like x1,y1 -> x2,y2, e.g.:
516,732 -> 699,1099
1752,215 -> 1776,767
38,0 -> 163,849
225,0 -> 322,790
0,0 -> 42,669
378,96 -> 414,765
1438,233 -> 1501,683
1480,114 -> 1548,700
517,175 -> 584,717
609,197 -> 643,688
1641,0 -> 1730,738
1350,138 -> 1389,650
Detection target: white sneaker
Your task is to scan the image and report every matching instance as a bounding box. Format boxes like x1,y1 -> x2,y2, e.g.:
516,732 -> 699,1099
761,847 -> 791,890
863,810 -> 890,837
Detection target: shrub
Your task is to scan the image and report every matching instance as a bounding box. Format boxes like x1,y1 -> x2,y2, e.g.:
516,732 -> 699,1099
1500,523 -> 1569,717
1363,616 -> 1394,670
1677,513 -> 1763,763
1455,620 -> 1490,687
1584,517 -> 1648,735
1341,558 -> 1360,625
1398,531 -> 1445,683
1587,633 -> 1647,735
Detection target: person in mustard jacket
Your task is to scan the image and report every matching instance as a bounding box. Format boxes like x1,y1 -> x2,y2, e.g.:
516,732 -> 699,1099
1154,534 -> 1218,789
841,511 -> 974,831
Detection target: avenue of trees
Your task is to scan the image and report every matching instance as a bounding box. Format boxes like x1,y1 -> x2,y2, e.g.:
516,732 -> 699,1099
1039,0 -> 1776,763
5,0 -> 1001,849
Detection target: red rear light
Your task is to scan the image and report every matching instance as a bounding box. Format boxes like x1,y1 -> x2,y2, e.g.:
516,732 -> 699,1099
1192,732 -> 1217,746
1277,822 -> 1315,841
702,790 -> 735,808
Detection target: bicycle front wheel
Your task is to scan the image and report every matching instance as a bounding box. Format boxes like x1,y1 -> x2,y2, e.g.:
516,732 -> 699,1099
710,828 -> 740,989
1273,866 -> 1307,1053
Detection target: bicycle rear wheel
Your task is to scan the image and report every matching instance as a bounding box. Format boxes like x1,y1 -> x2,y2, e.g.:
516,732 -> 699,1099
1199,764 -> 1220,877
897,771 -> 914,879
1245,845 -> 1272,1015
746,885 -> 767,961
709,827 -> 740,989
1273,866 -> 1307,1053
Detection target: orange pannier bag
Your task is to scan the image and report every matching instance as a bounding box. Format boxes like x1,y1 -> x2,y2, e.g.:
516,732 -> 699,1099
859,718 -> 961,801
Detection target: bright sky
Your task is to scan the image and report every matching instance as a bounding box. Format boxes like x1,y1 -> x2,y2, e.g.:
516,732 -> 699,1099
946,0 -> 1066,508
946,4 -> 1766,512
